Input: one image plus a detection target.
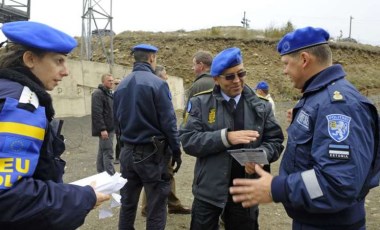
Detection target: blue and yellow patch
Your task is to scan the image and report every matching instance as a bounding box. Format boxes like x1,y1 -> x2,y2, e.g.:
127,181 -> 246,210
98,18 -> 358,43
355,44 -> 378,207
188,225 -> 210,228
0,97 -> 45,190
326,114 -> 350,142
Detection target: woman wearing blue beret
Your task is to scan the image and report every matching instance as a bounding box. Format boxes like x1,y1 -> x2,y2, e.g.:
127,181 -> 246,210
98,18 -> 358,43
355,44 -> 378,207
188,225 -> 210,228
0,21 -> 110,229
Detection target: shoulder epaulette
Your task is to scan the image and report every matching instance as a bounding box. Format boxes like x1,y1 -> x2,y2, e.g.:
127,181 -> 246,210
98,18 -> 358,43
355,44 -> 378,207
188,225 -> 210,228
327,82 -> 346,103
19,86 -> 39,108
193,88 -> 213,97
257,94 -> 269,101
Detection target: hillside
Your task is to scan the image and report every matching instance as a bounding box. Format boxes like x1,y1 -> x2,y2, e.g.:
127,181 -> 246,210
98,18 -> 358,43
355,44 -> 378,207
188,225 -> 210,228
70,27 -> 380,101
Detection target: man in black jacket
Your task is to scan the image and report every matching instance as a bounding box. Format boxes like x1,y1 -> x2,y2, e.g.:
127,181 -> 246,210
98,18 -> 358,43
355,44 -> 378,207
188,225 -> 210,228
91,73 -> 115,175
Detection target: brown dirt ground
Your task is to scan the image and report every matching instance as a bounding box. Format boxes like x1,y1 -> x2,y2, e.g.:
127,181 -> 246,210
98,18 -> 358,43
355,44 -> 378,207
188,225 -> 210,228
61,102 -> 380,230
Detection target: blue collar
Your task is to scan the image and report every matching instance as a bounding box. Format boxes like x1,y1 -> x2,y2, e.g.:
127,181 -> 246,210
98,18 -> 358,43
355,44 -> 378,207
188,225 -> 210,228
303,64 -> 346,94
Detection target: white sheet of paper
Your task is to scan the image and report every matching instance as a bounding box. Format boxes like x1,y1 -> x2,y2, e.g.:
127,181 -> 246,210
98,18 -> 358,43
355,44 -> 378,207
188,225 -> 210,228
70,172 -> 128,219
70,171 -> 127,194
228,148 -> 269,166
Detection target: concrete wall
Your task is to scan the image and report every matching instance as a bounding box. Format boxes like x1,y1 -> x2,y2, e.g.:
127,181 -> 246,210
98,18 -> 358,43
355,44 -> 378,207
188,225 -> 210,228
51,60 -> 184,117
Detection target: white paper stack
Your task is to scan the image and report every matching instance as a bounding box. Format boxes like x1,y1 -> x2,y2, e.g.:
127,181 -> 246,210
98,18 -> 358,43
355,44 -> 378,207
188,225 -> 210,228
70,172 -> 128,219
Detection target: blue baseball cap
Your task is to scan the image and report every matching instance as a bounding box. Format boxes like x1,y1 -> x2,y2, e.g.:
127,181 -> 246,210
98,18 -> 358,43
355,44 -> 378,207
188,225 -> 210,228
2,21 -> 77,54
277,27 -> 330,56
132,43 -> 158,53
210,47 -> 242,77
255,81 -> 269,90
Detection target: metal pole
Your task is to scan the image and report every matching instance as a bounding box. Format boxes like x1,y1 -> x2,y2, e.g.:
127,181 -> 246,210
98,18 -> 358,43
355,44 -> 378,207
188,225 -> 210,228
349,16 -> 353,38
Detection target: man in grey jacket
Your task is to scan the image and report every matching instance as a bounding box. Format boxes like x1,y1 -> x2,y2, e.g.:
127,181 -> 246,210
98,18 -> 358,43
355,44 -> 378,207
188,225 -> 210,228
180,47 -> 284,230
91,73 -> 115,175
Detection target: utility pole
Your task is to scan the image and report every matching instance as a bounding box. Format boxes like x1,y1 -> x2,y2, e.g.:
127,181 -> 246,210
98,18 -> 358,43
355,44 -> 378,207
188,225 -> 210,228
349,16 -> 354,38
81,0 -> 114,70
0,0 -> 30,23
241,11 -> 250,29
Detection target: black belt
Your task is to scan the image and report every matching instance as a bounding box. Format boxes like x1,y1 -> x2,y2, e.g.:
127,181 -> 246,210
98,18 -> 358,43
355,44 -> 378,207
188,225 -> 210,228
124,142 -> 156,153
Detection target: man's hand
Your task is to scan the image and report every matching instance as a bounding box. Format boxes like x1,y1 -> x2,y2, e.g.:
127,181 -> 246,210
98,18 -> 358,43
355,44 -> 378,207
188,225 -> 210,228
227,130 -> 260,145
230,164 -> 273,207
90,182 -> 111,209
100,130 -> 109,139
94,191 -> 111,209
244,162 -> 264,175
171,155 -> 182,173
286,109 -> 293,123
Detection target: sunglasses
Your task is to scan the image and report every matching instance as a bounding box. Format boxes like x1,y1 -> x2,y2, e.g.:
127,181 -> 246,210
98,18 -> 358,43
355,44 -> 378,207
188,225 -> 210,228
219,71 -> 247,81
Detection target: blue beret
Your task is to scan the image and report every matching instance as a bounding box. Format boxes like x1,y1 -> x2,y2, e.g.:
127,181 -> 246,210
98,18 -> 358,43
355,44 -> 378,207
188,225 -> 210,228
210,47 -> 242,77
132,44 -> 158,53
255,81 -> 269,90
2,21 -> 77,54
277,27 -> 330,56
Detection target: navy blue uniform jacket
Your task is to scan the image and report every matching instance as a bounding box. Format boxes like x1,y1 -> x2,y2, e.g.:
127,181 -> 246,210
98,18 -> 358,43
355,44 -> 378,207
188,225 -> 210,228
272,65 -> 378,227
113,62 -> 181,156
0,68 -> 96,230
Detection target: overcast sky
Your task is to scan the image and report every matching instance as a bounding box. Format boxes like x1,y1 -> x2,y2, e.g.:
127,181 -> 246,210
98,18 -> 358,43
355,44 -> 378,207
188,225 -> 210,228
2,0 -> 380,46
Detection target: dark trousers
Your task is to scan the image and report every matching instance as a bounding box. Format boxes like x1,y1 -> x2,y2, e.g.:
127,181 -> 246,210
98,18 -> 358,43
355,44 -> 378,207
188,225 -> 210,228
96,131 -> 115,175
118,144 -> 171,230
190,198 -> 258,230
115,134 -> 121,160
141,157 -> 182,212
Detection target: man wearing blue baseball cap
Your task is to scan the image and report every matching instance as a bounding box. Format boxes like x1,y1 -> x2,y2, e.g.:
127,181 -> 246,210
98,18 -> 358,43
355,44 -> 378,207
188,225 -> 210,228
114,44 -> 182,229
180,47 -> 284,230
230,27 -> 380,229
255,81 -> 276,115
0,21 -> 110,229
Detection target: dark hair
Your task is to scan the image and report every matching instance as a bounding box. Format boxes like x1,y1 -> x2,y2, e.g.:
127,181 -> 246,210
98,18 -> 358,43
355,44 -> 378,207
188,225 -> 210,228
193,50 -> 213,67
133,50 -> 154,62
0,43 -> 46,69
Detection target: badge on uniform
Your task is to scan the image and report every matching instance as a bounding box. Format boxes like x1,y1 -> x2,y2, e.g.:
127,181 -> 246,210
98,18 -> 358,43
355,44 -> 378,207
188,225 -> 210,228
328,144 -> 350,160
332,91 -> 344,101
182,101 -> 192,125
208,108 -> 216,124
187,101 -> 192,113
296,110 -> 310,130
326,114 -> 351,142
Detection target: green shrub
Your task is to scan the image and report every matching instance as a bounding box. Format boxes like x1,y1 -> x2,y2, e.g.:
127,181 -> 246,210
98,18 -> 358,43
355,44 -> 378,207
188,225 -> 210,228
264,21 -> 295,39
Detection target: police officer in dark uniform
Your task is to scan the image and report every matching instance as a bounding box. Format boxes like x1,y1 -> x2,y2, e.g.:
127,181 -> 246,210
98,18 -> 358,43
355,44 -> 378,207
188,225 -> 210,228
114,44 -> 182,230
230,27 -> 380,230
0,21 -> 110,230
